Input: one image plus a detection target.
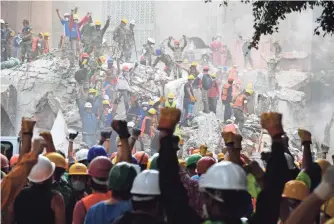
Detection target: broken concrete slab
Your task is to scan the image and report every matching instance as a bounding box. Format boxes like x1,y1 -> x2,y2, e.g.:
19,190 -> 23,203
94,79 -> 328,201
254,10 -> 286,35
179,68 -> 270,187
276,69 -> 309,90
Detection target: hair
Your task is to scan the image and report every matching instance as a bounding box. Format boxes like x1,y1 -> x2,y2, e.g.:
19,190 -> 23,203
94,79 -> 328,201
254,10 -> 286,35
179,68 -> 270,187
54,167 -> 65,182
112,189 -> 132,201
91,177 -> 108,192
56,150 -> 66,158
132,197 -> 159,210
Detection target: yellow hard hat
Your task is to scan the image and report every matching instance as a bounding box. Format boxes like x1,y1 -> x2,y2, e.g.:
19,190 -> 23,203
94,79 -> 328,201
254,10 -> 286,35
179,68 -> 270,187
217,152 -> 225,160
246,89 -> 254,95
188,75 -> 195,80
148,100 -> 154,106
99,56 -> 106,64
148,108 -> 156,115
95,20 -> 101,26
246,83 -> 253,90
68,163 -> 88,175
191,62 -> 197,66
316,159 -> 330,175
43,32 -> 49,37
178,159 -> 187,168
88,88 -> 97,94
73,14 -> 79,20
167,93 -> 175,99
321,197 -> 334,218
45,152 -> 66,169
210,73 -> 216,78
102,100 -> 110,105
121,18 -> 128,24
282,180 -> 309,201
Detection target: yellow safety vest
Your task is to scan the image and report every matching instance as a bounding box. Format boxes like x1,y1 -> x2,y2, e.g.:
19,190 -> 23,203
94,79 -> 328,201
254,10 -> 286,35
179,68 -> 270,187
165,101 -> 176,108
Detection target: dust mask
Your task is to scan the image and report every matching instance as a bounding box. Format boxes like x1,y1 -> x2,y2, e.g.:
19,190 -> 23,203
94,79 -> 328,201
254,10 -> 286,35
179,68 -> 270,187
72,181 -> 85,191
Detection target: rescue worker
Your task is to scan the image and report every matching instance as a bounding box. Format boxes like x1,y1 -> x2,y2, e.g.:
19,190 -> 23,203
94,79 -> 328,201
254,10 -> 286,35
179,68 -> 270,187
80,15 -> 94,51
152,48 -> 173,76
186,154 -> 202,177
183,75 -> 196,120
168,35 -> 187,79
221,77 -> 234,121
12,155 -> 66,224
73,156 -> 112,224
242,39 -> 253,69
91,17 -> 110,58
1,21 -> 14,61
140,108 -> 157,142
100,99 -> 113,129
84,162 -> 137,223
86,88 -> 100,116
232,89 -> 252,130
245,83 -> 255,114
43,32 -> 50,54
133,151 -> 149,171
20,19 -> 33,63
76,101 -> 98,147
223,119 -> 237,134
31,32 -> 44,59
142,37 -> 156,66
208,73 -> 220,114
113,170 -> 167,224
124,20 -> 136,61
113,18 -> 128,51
117,65 -> 131,113
200,66 -> 212,114
55,9 -> 71,58
75,148 -> 89,166
191,156 -> 216,181
210,36 -> 222,66
164,93 -> 176,108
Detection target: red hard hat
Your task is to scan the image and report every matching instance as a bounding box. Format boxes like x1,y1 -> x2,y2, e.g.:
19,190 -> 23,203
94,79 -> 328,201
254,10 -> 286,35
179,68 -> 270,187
228,76 -> 234,82
88,156 -> 113,178
134,151 -> 149,165
196,156 -> 216,174
203,66 -> 209,71
81,53 -> 89,58
1,153 -> 9,168
174,40 -> 179,45
123,65 -> 129,71
164,66 -> 168,71
10,154 -> 19,166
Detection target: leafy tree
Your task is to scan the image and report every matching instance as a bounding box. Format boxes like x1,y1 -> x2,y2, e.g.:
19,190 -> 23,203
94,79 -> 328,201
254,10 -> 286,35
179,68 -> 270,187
205,1 -> 334,49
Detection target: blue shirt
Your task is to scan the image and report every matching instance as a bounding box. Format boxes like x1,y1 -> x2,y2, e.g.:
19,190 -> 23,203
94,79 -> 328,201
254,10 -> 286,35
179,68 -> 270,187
61,19 -> 70,37
84,200 -> 132,224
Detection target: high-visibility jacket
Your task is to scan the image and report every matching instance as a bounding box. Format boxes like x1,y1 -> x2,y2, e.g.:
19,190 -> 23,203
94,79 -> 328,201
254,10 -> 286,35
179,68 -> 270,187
140,116 -> 154,137
165,101 -> 176,108
223,123 -> 237,134
82,191 -> 112,212
221,83 -> 231,101
233,93 -> 247,110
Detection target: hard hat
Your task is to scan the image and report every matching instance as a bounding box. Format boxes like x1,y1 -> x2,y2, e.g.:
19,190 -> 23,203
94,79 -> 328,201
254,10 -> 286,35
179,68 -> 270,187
282,180 -> 309,201
121,18 -> 128,24
192,149 -> 200,154
131,170 -> 160,197
164,66 -> 169,71
84,102 -> 92,108
0,19 -> 5,24
206,151 -> 213,157
179,159 -> 187,168
103,95 -> 110,100
102,100 -> 110,105
108,161 -> 138,191
210,73 -> 216,78
88,88 -> 97,94
216,33 -> 222,37
87,145 -> 107,162
316,159 -> 330,175
73,14 -> 79,20
246,83 -> 253,90
81,53 -> 89,58
88,156 -> 113,180
174,40 -> 179,45
127,121 -> 135,128
148,153 -> 159,170
43,32 -> 49,37
245,89 -> 253,95
69,163 -> 88,175
203,66 -> 209,71
147,37 -> 155,44
148,108 -> 156,115
1,154 -> 9,168
186,154 -> 202,167
107,57 -> 113,63
148,100 -> 154,106
99,55 -> 106,64
63,13 -> 70,17
155,49 -> 161,56
130,20 -> 136,25
191,62 -> 197,67
10,154 -> 19,166
228,76 -> 234,82
321,196 -> 334,217
45,152 -> 66,169
95,20 -> 102,26
133,151 -> 149,165
28,155 -> 55,183
199,161 -> 247,191
123,65 -> 129,71
188,75 -> 195,80
75,149 -> 89,162
197,156 -> 216,175
167,93 -> 175,99
217,152 -> 225,160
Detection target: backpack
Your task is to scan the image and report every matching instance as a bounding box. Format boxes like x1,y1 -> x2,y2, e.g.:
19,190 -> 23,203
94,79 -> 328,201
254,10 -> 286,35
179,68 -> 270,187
202,75 -> 212,90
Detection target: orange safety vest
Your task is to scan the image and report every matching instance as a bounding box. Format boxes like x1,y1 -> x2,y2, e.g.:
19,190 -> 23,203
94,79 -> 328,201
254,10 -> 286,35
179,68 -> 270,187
44,40 -> 49,53
221,83 -> 231,101
82,191 -> 112,212
223,124 -> 237,134
140,116 -> 154,137
31,37 -> 38,52
233,93 -> 246,109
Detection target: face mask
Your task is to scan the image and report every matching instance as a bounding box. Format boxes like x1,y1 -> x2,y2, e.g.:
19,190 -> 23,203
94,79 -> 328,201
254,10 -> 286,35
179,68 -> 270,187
72,181 -> 85,191
64,18 -> 69,21
168,100 -> 173,104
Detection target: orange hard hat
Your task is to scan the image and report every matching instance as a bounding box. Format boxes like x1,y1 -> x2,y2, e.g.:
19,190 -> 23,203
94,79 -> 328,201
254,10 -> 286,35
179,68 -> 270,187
134,151 -> 149,165
81,53 -> 89,58
217,152 -> 225,161
192,149 -> 200,154
282,180 -> 309,201
316,159 -> 330,175
10,154 -> 19,166
205,151 -> 213,157
203,66 -> 209,71
196,156 -> 216,174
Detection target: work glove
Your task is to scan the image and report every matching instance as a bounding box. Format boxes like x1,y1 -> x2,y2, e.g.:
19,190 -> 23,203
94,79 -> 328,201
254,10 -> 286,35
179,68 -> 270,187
158,108 -> 181,132
222,131 -> 235,145
233,134 -> 243,150
100,130 -> 112,139
111,120 -> 130,138
160,96 -> 166,103
131,128 -> 141,139
21,117 -> 36,134
199,144 -> 208,156
190,96 -> 196,102
261,112 -> 284,137
313,165 -> 334,200
298,129 -> 312,144
69,130 -> 79,141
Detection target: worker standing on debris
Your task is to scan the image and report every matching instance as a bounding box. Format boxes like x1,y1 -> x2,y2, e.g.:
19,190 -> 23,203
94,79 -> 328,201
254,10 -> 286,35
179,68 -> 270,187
76,101 -> 98,146
165,93 -> 176,108
31,32 -> 44,59
152,48 -> 173,76
100,100 -> 113,129
80,15 -> 94,51
140,108 -> 157,149
232,89 -> 252,130
1,20 -> 14,61
124,20 -> 136,62
142,37 -> 156,66
90,17 -> 110,58
183,75 -> 196,122
116,65 -> 131,113
168,35 -> 187,79
208,73 -> 220,114
221,77 -> 234,121
20,19 -> 33,63
199,66 -> 212,114
43,32 -> 50,54
56,9 -> 71,58
210,36 -> 222,66
113,18 -> 128,68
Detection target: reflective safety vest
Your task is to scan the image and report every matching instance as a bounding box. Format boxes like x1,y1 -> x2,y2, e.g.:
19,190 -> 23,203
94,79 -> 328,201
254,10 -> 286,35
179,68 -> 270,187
173,46 -> 183,62
91,29 -> 102,46
82,191 -> 112,212
165,101 -> 176,108
221,83 -> 231,101
233,94 -> 247,110
223,124 -> 236,134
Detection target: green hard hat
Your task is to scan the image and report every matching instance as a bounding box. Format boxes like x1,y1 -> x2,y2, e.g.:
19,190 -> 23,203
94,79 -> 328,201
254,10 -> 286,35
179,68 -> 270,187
186,154 -> 202,167
148,153 -> 159,171
108,162 -> 138,191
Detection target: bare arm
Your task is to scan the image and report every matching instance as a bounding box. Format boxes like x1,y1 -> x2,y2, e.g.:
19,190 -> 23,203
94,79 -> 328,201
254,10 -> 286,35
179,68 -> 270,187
52,192 -> 66,224
56,9 -> 62,21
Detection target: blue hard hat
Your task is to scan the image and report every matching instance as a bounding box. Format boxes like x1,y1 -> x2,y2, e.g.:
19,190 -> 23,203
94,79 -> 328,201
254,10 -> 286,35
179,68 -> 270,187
155,49 -> 161,56
223,66 -> 228,72
107,57 -> 113,63
87,145 -> 107,162
131,156 -> 138,164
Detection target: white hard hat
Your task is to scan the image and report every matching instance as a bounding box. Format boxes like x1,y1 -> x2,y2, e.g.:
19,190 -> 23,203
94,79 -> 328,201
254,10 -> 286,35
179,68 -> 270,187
147,37 -> 155,44
84,102 -> 92,108
63,13 -> 70,17
199,161 -> 247,191
131,170 -> 160,200
103,95 -> 110,100
216,33 -> 222,37
284,153 -> 294,170
127,121 -> 135,128
130,20 -> 135,25
28,155 -> 55,183
76,149 -> 89,162
0,19 -> 4,24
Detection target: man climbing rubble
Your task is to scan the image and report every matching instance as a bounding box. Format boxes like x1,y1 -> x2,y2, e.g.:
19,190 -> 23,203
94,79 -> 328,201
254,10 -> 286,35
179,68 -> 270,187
56,9 -> 71,58
141,37 -> 156,66
168,35 -> 187,79
232,89 -> 252,130
113,18 -> 129,68
20,19 -> 33,63
124,20 -> 136,62
221,76 -> 234,121
90,17 -> 110,58
152,48 -> 173,76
